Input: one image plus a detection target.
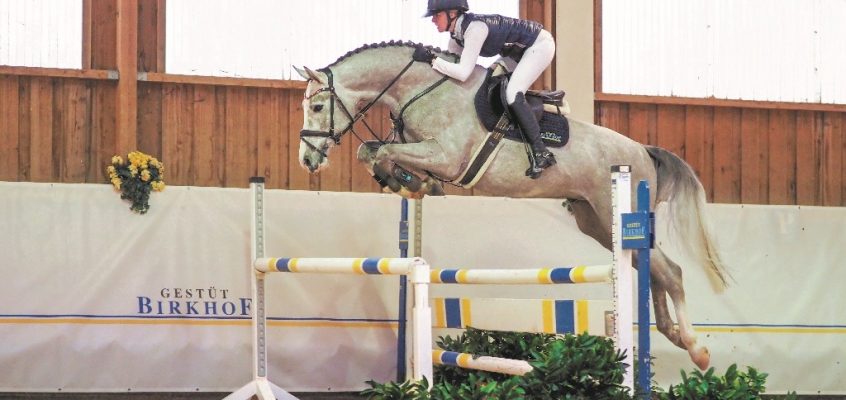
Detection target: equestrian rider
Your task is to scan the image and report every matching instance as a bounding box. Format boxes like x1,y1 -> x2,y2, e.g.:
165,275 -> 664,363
414,0 -> 557,179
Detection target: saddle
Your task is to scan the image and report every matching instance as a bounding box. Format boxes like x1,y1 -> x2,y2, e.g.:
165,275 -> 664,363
473,65 -> 570,147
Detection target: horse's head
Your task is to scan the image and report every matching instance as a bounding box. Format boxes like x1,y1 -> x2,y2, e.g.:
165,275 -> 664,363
294,42 -> 452,174
295,65 -> 358,173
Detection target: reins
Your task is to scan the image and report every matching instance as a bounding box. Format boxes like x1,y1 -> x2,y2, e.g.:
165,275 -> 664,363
391,76 -> 450,144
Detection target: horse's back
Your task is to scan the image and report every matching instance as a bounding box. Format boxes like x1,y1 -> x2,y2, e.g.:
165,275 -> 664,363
563,117 -> 655,178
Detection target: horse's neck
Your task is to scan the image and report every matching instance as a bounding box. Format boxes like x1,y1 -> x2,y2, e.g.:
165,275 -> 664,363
334,49 -> 479,112
333,53 -> 407,103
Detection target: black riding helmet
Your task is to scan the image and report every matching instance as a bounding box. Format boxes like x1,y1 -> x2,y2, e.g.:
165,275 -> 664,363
423,0 -> 469,17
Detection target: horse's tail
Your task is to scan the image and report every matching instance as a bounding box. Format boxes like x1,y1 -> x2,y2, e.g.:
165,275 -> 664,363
645,145 -> 731,290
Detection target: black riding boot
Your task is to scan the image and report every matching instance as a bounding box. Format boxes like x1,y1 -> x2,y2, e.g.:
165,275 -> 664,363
510,92 -> 556,179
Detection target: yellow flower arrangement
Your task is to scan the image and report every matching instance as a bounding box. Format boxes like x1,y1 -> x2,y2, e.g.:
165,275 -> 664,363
106,151 -> 166,214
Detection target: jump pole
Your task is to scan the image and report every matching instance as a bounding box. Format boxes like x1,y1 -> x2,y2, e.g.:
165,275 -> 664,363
251,256 -> 434,386
414,166 -> 639,391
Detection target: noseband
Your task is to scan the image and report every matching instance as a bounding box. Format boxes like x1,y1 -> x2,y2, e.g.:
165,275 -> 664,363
299,61 -> 416,158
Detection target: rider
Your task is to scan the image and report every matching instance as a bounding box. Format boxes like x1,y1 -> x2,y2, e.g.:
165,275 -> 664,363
414,0 -> 557,179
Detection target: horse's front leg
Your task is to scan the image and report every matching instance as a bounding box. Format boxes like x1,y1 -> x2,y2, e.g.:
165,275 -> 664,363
373,139 -> 460,175
357,143 -> 416,194
357,139 -> 456,198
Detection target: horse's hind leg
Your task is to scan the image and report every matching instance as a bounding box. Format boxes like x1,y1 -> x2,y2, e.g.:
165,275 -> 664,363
568,198 -> 710,369
651,281 -> 683,347
566,199 -> 611,250
651,248 -> 710,370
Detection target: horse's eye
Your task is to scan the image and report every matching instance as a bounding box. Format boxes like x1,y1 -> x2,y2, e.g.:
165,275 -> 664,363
312,104 -> 324,112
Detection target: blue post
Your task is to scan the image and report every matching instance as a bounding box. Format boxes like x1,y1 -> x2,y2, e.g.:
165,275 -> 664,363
396,199 -> 409,381
622,181 -> 652,398
636,181 -> 652,397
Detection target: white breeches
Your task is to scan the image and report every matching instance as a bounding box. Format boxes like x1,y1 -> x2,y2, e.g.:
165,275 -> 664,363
505,29 -> 555,104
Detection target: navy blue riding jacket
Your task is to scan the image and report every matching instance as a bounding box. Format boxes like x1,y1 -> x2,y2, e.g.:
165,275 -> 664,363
453,13 -> 543,58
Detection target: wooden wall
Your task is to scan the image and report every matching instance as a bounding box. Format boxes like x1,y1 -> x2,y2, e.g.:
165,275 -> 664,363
2,0 -> 845,205
137,82 -> 385,193
0,73 -> 393,192
0,74 -> 116,184
591,0 -> 846,207
596,100 -> 845,206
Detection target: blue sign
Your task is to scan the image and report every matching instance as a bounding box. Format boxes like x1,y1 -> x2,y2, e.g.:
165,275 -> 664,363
622,211 -> 652,249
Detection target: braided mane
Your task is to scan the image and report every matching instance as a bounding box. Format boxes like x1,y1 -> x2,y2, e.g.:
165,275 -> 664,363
325,40 -> 453,68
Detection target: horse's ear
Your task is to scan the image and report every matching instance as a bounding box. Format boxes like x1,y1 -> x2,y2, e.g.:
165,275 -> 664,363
294,66 -> 324,84
293,66 -> 310,80
304,67 -> 324,83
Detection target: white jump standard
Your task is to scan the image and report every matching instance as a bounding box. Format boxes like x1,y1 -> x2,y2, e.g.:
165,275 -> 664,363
228,167 -> 645,399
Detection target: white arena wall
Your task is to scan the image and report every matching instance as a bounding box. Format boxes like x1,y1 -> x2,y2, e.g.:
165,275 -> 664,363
0,181 -> 844,394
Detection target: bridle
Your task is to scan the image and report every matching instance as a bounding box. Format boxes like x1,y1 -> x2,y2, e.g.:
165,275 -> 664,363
299,60 -> 417,158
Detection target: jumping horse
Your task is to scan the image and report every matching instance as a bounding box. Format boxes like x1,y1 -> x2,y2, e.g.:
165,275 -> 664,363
294,41 -> 729,370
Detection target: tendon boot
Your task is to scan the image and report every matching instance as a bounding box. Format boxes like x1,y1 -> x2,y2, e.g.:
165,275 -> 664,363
510,92 -> 556,179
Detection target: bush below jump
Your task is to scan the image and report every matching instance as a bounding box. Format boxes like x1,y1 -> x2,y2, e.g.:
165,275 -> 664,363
362,328 -> 631,399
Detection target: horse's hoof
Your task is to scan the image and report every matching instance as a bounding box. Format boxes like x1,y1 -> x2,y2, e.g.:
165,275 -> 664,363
385,177 -> 402,193
395,186 -> 425,200
689,344 -> 711,370
426,182 -> 445,196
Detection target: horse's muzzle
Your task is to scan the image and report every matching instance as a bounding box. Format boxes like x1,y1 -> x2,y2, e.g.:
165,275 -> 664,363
301,149 -> 326,173
301,154 -> 321,173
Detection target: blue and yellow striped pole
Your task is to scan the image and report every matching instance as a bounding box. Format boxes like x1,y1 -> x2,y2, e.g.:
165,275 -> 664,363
430,265 -> 612,284
255,257 -> 418,275
433,350 -> 533,376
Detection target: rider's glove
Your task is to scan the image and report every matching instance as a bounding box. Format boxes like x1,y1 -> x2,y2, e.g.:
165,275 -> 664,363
412,47 -> 436,64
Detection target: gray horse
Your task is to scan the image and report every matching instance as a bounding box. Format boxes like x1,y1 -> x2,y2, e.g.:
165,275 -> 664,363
295,41 -> 728,370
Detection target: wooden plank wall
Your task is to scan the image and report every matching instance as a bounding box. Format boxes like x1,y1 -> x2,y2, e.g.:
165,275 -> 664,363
137,82 -> 385,193
0,75 -> 117,183
0,71 -> 476,194
596,102 -> 845,206
2,74 -> 844,204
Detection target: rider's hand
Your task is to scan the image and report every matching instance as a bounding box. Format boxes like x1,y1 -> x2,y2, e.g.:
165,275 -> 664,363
412,47 -> 435,64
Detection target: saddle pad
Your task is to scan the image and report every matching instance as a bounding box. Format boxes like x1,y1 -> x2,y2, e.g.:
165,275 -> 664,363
535,112 -> 569,148
473,71 -> 570,148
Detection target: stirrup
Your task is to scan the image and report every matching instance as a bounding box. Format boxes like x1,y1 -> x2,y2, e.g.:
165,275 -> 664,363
524,151 -> 556,179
